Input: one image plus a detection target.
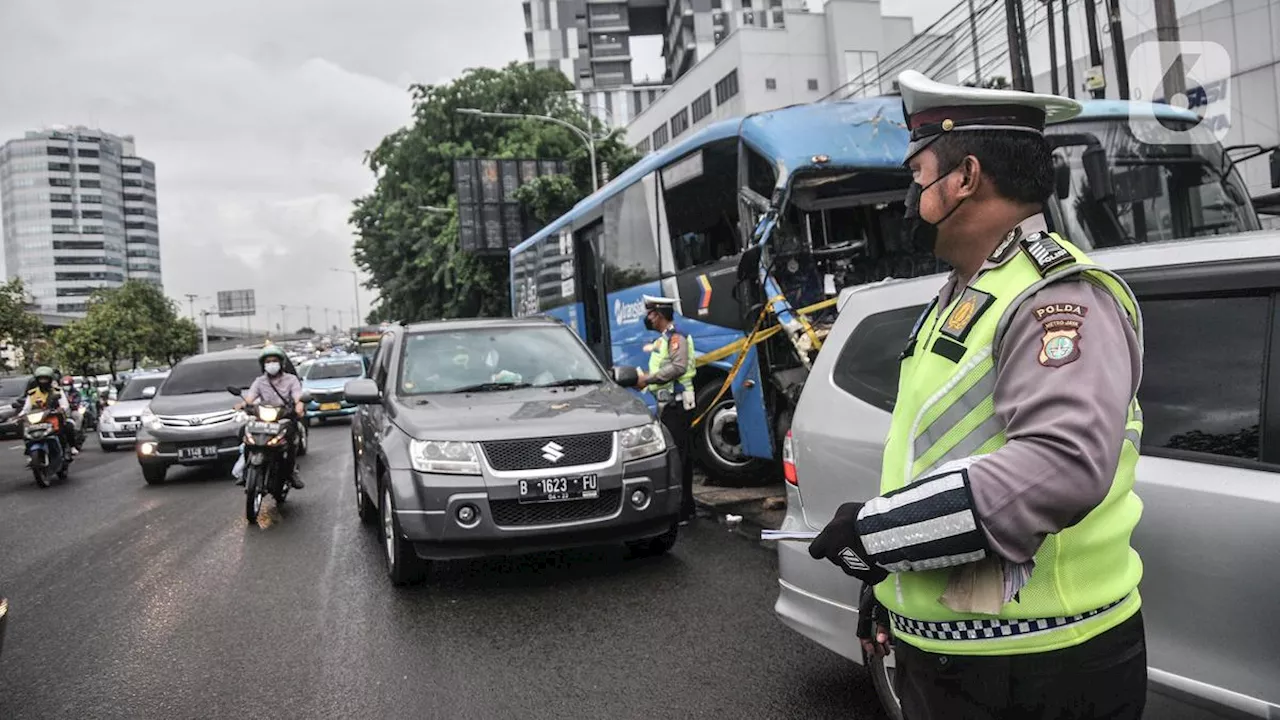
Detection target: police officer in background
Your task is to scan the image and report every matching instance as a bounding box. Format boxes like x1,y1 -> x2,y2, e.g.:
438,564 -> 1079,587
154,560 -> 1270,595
807,71 -> 1147,719
634,295 -> 697,523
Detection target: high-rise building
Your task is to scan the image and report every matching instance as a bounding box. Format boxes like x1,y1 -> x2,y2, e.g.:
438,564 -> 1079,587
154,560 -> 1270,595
0,126 -> 161,315
524,0 -> 805,126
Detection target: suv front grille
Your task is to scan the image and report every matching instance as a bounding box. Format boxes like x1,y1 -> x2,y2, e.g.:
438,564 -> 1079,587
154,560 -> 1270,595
489,490 -> 622,527
481,432 -> 613,471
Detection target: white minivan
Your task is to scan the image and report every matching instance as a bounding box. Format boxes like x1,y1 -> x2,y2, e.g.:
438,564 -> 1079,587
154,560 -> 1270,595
776,232 -> 1280,720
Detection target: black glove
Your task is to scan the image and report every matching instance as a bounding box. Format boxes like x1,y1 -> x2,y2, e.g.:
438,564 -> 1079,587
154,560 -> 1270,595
808,501 -> 888,585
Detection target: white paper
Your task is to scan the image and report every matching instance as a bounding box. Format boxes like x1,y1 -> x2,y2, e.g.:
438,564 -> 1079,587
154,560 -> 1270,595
760,529 -> 820,541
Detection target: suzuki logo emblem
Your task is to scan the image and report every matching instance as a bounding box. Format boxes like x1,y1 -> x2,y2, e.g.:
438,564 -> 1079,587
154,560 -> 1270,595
541,441 -> 565,463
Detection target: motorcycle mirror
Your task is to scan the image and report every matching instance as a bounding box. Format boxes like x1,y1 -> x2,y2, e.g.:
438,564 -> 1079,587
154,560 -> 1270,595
226,385 -> 243,396
299,390 -> 312,404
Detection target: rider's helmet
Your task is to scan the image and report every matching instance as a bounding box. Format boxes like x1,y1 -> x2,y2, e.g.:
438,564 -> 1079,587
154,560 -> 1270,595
259,345 -> 288,371
61,375 -> 74,388
34,366 -> 55,390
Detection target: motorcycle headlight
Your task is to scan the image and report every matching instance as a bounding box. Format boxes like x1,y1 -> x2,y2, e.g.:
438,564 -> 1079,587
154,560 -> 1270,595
620,421 -> 666,462
408,440 -> 480,475
25,412 -> 44,424
258,406 -> 280,423
140,408 -> 162,431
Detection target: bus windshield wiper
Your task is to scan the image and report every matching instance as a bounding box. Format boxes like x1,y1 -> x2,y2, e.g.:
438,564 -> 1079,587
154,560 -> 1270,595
451,382 -> 531,393
537,378 -> 604,388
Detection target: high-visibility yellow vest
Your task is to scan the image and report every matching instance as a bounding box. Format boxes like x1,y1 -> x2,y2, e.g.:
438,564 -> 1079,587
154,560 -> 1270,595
877,233 -> 1145,656
647,331 -> 696,396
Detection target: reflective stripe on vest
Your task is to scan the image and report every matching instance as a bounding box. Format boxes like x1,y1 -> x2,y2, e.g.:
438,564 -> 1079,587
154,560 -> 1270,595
648,332 -> 696,395
877,233 -> 1145,656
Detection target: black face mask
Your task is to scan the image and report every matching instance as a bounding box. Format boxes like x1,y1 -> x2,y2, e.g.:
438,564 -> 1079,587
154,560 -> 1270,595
902,165 -> 966,254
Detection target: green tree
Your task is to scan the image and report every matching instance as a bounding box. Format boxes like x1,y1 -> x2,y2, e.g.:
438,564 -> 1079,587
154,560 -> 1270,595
351,62 -> 639,322
53,324 -> 106,378
162,318 -> 200,367
0,279 -> 48,371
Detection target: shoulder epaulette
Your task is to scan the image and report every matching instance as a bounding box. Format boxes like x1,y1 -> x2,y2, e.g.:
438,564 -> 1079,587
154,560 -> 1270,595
1019,231 -> 1074,276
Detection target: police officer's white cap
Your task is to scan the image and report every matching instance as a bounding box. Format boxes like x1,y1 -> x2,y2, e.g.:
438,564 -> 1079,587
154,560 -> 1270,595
898,70 -> 1083,160
642,295 -> 680,312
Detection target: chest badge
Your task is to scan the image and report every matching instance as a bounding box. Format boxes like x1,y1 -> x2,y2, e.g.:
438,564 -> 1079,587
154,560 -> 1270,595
939,288 -> 996,344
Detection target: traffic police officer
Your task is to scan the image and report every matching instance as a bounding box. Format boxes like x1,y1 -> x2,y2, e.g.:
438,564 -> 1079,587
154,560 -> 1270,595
808,71 -> 1147,719
635,295 -> 697,523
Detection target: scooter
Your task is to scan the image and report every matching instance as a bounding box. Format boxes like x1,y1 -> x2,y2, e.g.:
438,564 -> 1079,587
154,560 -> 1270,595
23,408 -> 71,488
229,386 -> 305,522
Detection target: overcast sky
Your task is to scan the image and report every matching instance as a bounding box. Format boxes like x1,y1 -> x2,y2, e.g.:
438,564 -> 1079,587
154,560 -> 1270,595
0,0 -> 1177,332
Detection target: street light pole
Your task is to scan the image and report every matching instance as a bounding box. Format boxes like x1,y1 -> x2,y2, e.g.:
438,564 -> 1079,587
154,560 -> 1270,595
330,268 -> 361,326
456,108 -> 600,192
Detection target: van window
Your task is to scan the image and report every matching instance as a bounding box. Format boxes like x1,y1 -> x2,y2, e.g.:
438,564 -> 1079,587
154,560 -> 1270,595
662,138 -> 740,271
1138,294 -> 1267,462
831,305 -> 926,411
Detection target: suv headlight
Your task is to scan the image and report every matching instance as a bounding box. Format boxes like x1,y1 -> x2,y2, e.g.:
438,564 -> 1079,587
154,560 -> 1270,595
620,421 -> 666,462
140,408 -> 162,431
409,439 -> 480,475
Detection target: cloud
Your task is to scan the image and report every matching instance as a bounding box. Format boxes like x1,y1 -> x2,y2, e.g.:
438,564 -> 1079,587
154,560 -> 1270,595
0,0 -> 526,330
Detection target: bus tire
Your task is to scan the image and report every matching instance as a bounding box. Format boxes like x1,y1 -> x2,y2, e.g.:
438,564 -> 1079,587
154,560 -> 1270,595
692,382 -> 774,487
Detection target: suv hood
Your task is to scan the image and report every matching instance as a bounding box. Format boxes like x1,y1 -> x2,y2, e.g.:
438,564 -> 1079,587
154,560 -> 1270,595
148,391 -> 238,417
105,398 -> 152,418
390,384 -> 652,441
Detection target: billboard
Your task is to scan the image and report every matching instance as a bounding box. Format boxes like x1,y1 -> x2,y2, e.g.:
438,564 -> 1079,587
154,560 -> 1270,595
216,289 -> 256,317
454,157 -> 568,255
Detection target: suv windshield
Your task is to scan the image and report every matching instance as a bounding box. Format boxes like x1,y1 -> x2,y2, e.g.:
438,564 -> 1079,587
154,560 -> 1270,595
0,376 -> 32,397
1047,118 -> 1259,248
398,326 -> 605,395
161,358 -> 262,396
305,359 -> 364,380
119,376 -> 166,401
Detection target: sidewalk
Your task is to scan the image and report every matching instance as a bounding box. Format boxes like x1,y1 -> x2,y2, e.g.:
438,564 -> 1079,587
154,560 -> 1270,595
691,474 -> 786,533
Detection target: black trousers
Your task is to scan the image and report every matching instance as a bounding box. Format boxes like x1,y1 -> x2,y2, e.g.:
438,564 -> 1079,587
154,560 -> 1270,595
659,403 -> 695,520
894,610 -> 1147,720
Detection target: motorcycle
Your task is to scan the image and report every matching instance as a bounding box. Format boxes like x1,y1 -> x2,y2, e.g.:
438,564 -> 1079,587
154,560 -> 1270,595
23,407 -> 71,488
229,385 -> 304,522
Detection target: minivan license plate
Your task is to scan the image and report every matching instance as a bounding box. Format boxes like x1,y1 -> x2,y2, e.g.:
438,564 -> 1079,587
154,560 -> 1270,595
178,445 -> 218,461
518,474 -> 599,503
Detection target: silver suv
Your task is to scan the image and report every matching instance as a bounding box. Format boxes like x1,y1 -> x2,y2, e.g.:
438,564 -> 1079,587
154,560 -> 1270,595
775,232 -> 1280,719
346,317 -> 681,586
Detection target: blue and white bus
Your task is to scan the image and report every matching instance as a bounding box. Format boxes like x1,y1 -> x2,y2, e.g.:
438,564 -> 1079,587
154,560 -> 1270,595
511,95 -> 1272,484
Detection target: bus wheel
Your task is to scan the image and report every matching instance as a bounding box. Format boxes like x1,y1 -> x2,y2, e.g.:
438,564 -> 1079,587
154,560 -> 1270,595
693,383 -> 774,487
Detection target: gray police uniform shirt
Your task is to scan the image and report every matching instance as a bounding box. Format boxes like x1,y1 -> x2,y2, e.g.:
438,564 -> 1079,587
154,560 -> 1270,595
649,328 -> 690,386
933,214 -> 1143,565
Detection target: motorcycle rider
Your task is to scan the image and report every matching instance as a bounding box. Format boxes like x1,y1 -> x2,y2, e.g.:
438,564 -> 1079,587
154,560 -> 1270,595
234,345 -> 305,489
19,367 -> 78,460
60,376 -> 87,445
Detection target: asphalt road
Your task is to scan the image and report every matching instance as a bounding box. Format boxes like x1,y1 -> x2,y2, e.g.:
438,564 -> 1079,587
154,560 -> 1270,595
0,423 -> 884,720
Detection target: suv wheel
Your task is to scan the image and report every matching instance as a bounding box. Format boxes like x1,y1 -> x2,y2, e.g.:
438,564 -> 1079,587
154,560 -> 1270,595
380,482 -> 426,585
141,464 -> 166,485
354,455 -> 376,525
866,644 -> 903,720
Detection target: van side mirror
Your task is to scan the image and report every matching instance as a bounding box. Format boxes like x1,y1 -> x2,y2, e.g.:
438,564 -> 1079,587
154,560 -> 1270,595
611,366 -> 640,388
1271,148 -> 1280,188
344,378 -> 380,404
1082,147 -> 1113,201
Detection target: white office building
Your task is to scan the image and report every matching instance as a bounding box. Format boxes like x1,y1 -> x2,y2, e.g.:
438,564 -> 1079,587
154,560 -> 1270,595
626,0 -> 927,153
0,126 -> 162,315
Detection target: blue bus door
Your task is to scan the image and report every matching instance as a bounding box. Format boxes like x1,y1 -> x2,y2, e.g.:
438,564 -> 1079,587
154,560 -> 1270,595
574,223 -> 612,367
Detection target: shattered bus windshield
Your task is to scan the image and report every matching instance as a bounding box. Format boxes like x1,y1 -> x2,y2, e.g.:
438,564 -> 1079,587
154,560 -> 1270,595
1047,119 -> 1260,248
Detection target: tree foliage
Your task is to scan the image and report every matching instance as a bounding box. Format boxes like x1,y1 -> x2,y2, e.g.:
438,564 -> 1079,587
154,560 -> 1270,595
0,279 -> 47,371
351,62 -> 640,322
53,281 -> 198,378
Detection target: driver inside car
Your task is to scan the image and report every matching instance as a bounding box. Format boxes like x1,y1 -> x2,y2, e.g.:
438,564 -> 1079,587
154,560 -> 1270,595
233,346 -> 305,489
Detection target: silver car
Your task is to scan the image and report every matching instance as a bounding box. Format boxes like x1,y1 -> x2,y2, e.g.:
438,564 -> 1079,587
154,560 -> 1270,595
346,317 -> 682,586
97,371 -> 168,451
775,232 -> 1280,719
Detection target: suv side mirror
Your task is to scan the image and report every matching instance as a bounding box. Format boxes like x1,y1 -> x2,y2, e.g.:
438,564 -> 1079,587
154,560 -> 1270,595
611,366 -> 640,388
344,378 -> 380,404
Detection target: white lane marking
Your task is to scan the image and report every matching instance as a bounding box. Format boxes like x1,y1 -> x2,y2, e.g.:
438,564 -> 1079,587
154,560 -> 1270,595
9,445 -> 23,451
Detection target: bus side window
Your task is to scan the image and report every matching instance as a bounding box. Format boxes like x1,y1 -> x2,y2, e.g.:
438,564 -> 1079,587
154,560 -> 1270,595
662,137 -> 741,271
